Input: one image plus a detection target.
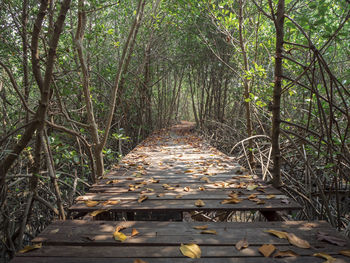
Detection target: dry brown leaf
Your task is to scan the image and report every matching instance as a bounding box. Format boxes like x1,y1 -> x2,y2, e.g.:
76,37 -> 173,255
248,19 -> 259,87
193,225 -> 208,230
195,199 -> 205,207
198,186 -> 205,191
179,243 -> 201,258
183,187 -> 190,192
200,230 -> 217,235
176,194 -> 183,199
134,259 -> 148,263
264,229 -> 288,239
313,252 -> 336,262
131,228 -> 140,237
185,169 -> 195,173
138,195 -> 148,203
150,178 -> 159,183
84,200 -> 99,207
339,250 -> 350,257
267,194 -> 275,199
248,194 -> 257,199
18,243 -> 42,253
235,239 -> 249,250
259,244 -> 276,257
89,209 -> 109,216
286,233 -> 310,248
257,199 -> 266,205
221,198 -> 242,204
273,250 -> 298,257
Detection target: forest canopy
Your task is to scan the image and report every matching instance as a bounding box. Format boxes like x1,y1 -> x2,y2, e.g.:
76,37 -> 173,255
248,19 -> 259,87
0,0 -> 349,259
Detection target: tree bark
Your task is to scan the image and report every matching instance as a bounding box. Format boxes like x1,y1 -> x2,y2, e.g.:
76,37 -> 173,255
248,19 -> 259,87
270,0 -> 285,188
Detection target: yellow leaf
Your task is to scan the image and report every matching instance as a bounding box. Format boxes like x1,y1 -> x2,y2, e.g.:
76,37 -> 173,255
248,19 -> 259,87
18,243 -> 42,253
313,252 -> 336,262
247,185 -> 258,191
267,194 -> 275,199
198,186 -> 205,191
84,200 -> 99,207
150,178 -> 159,183
89,209 -> 108,216
200,230 -> 217,235
235,239 -> 249,250
221,198 -> 242,204
286,233 -> 310,248
185,169 -> 195,173
264,229 -> 288,239
339,250 -> 350,257
193,225 -> 208,230
102,200 -> 120,206
273,250 -> 298,257
138,195 -> 148,203
258,244 -> 276,257
106,180 -> 119,184
195,199 -> 205,207
134,260 -> 148,263
113,231 -> 127,242
179,243 -> 201,258
131,228 -> 139,237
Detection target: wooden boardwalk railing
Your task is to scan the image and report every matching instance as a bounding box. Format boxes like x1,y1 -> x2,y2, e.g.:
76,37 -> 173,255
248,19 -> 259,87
11,122 -> 350,262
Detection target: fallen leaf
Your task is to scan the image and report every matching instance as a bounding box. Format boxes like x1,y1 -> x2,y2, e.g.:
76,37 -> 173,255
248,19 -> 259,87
247,185 -> 258,191
195,199 -> 205,207
286,233 -> 310,248
281,199 -> 290,204
264,229 -> 288,239
138,195 -> 148,203
200,230 -> 217,235
134,260 -> 148,263
256,199 -> 266,205
317,232 -> 347,247
150,178 -> 159,183
106,180 -> 119,184
235,239 -> 249,250
259,244 -> 276,257
313,252 -> 336,262
194,225 -> 208,230
339,250 -> 350,257
176,194 -> 183,199
84,200 -> 99,207
198,186 -> 205,191
221,198 -> 242,204
180,243 -> 201,258
157,193 -> 165,197
102,200 -> 120,206
89,209 -> 109,216
267,194 -> 275,199
131,228 -> 139,237
113,227 -> 127,242
183,187 -> 190,192
273,250 -> 298,257
257,188 -> 266,192
18,243 -> 42,253
247,194 -> 257,199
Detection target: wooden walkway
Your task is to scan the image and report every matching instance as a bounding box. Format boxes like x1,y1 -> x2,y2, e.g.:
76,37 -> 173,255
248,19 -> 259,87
11,122 -> 350,262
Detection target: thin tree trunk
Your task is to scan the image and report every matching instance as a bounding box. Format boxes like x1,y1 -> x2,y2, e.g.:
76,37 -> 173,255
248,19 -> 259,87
270,0 -> 285,188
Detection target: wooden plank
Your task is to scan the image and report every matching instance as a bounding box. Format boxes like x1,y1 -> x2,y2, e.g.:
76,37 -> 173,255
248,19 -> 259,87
32,220 -> 349,247
76,193 -> 288,201
14,245 -> 350,259
10,257 -> 349,263
69,198 -> 300,213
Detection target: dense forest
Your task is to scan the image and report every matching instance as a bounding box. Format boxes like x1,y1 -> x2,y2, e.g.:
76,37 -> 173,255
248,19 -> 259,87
0,0 -> 349,259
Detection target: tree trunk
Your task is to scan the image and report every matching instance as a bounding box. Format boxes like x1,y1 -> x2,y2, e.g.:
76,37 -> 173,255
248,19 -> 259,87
270,0 -> 285,188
